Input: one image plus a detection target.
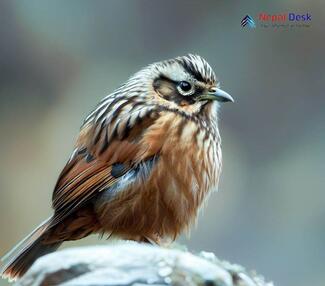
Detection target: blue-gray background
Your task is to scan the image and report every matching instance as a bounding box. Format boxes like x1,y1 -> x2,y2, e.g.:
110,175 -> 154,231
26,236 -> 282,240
0,1 -> 324,285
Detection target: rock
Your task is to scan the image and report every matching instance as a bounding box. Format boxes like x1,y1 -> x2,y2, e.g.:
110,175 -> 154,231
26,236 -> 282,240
15,242 -> 273,286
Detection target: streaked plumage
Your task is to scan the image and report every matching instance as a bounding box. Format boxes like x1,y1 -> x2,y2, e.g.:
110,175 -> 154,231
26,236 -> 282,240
1,54 -> 233,280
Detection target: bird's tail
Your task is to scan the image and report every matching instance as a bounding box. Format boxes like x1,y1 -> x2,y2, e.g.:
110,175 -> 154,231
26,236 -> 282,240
0,216 -> 61,281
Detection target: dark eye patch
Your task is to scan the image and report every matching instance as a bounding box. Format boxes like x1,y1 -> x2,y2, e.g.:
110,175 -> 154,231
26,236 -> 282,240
153,75 -> 196,105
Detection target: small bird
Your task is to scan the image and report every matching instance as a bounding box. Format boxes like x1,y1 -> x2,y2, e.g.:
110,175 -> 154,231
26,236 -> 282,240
1,54 -> 233,280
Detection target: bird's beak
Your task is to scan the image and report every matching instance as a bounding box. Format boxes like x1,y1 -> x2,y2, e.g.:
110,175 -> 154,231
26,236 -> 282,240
198,88 -> 234,103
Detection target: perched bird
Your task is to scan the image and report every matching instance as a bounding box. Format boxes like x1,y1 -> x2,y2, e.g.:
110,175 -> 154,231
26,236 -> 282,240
1,54 -> 233,280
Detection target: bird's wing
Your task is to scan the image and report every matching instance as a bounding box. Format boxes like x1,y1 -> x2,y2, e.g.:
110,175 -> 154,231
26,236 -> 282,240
51,103 -> 159,226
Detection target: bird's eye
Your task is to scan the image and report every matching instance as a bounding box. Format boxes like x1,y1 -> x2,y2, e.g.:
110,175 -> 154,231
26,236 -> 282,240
179,81 -> 191,91
177,81 -> 194,96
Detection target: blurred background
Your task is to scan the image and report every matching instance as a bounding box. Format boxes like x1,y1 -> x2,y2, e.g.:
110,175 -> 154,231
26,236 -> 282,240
0,0 -> 324,285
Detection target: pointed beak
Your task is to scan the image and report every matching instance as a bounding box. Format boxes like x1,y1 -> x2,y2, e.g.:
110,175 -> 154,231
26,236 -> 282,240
210,88 -> 234,103
197,88 -> 234,103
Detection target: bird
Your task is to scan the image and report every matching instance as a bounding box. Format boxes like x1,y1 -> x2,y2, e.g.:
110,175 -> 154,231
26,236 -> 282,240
1,54 -> 233,280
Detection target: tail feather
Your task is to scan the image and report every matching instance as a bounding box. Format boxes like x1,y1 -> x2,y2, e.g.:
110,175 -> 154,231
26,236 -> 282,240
1,217 -> 61,281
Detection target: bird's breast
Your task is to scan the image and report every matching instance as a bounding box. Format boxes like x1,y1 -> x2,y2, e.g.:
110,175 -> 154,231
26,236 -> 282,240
151,113 -> 222,206
95,112 -> 222,240
137,112 -> 222,234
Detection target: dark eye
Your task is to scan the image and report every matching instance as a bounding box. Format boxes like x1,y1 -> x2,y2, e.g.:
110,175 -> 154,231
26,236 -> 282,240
179,81 -> 191,91
177,81 -> 194,96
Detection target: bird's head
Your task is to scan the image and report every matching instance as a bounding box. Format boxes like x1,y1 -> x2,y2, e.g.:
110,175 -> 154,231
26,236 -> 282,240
83,54 -> 233,133
127,54 -> 233,118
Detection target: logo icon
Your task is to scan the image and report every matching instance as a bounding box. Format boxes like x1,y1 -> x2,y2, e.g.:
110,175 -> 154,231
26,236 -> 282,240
241,15 -> 256,28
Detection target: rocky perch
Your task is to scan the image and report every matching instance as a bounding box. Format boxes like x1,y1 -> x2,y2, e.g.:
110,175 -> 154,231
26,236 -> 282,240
16,242 -> 273,286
